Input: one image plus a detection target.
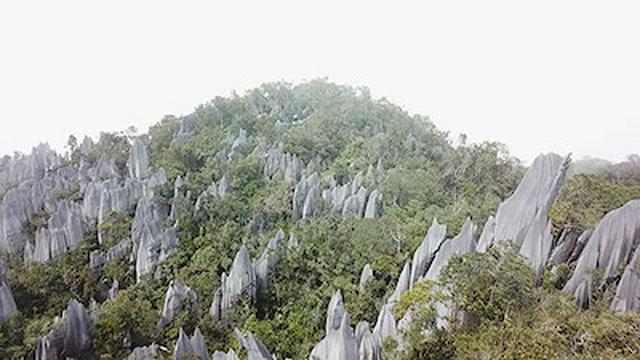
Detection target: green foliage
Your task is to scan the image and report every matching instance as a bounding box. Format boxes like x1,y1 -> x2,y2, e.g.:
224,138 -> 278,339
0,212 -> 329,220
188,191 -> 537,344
440,245 -> 536,325
550,174 -> 640,233
94,289 -> 157,358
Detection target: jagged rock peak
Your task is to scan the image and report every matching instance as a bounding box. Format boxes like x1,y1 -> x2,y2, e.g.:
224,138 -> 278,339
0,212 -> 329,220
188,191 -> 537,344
310,298 -> 358,360
129,344 -> 163,360
0,261 -> 17,324
564,199 -> 640,308
63,298 -> 93,359
410,218 -> 447,288
159,280 -> 199,329
128,137 -> 150,180
493,153 -> 571,247
424,217 -> 475,281
359,264 -> 374,292
210,244 -> 257,321
234,328 -> 273,360
174,327 -> 209,360
212,349 -> 239,360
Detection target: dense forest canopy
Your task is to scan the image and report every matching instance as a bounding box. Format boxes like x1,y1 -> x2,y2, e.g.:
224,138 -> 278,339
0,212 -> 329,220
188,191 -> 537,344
0,80 -> 639,359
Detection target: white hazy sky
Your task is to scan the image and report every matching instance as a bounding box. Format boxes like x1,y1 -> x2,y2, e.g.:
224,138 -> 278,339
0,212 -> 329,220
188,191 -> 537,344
1,1 -> 639,163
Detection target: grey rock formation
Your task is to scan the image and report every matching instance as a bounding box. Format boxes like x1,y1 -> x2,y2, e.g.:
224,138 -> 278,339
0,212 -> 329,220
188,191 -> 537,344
310,291 -> 358,360
424,218 -> 475,281
235,328 -> 273,360
263,143 -> 303,185
363,190 -> 382,219
173,115 -> 198,145
611,245 -> 640,314
63,299 -> 93,359
359,264 -> 374,292
343,187 -> 369,218
174,327 -> 209,360
476,215 -> 495,253
492,153 -> 570,248
159,280 -> 199,328
129,344 -> 161,360
410,218 -> 447,288
210,245 -> 256,321
24,200 -> 85,263
254,229 -> 285,294
133,197 -> 177,282
372,303 -> 397,342
212,349 -> 239,360
358,322 -> 382,360
288,233 -> 299,249
128,138 -> 150,180
108,280 -> 119,301
519,211 -> 554,276
388,261 -> 411,304
564,200 -> 640,308
293,172 -> 320,219
0,261 -> 17,324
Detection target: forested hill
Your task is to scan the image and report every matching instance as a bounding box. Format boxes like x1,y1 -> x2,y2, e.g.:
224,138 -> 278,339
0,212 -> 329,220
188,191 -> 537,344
1,80 -> 640,359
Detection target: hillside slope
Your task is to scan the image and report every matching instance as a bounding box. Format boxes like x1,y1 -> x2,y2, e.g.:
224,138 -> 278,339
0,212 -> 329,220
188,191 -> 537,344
0,80 -> 639,359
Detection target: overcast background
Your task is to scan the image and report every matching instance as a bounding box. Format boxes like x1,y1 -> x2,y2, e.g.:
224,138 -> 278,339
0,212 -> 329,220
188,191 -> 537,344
1,1 -> 638,163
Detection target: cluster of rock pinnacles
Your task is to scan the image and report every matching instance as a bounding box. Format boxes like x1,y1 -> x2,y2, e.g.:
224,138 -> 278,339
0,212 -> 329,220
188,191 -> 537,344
1,123 -> 639,359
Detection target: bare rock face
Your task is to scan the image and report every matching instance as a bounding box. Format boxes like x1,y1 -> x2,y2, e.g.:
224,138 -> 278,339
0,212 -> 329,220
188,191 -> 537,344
0,261 -> 17,324
174,327 -> 209,360
410,218 -> 447,288
611,246 -> 640,314
129,344 -> 161,360
254,229 -> 285,294
518,212 -> 554,276
492,153 -> 570,248
263,143 -> 303,185
235,328 -> 273,360
133,197 -> 177,282
210,245 -> 257,321
24,200 -> 85,263
476,215 -> 495,253
425,218 -> 475,282
372,303 -> 397,342
357,322 -> 382,360
358,264 -> 374,292
310,290 -> 358,360
564,200 -> 640,308
128,138 -> 150,180
159,280 -> 199,329
363,190 -> 382,219
63,299 -> 93,359
211,349 -> 239,360
388,261 -> 411,305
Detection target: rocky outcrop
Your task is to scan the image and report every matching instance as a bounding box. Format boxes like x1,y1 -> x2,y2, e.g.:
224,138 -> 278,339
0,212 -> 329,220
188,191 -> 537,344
36,298 -> 93,359
133,197 -> 177,282
24,200 -> 85,263
425,218 -> 475,281
263,143 -> 304,185
0,261 -> 17,324
159,280 -> 199,329
210,245 -> 257,321
174,327 -> 209,360
564,200 -> 640,308
235,329 -> 273,360
195,174 -> 231,212
293,171 -> 383,221
359,264 -> 374,292
128,138 -> 150,180
254,229 -> 285,294
410,218 -> 447,288
129,344 -> 162,360
212,349 -> 239,360
310,290 -> 358,360
611,245 -> 640,314
491,153 -> 571,248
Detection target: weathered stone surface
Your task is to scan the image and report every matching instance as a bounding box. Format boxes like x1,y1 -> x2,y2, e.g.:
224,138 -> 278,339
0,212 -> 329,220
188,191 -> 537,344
564,200 -> 640,308
293,172 -> 320,219
493,153 -> 570,247
235,328 -> 273,360
343,187 -> 368,218
0,261 -> 17,324
24,200 -> 85,263
254,229 -> 285,294
410,218 -> 447,288
128,138 -> 150,180
549,229 -> 577,267
476,215 -> 495,253
519,212 -> 554,276
372,303 -> 397,341
159,280 -> 199,328
210,245 -> 256,321
63,299 -> 93,358
173,115 -> 198,145
108,280 -> 119,301
133,197 -> 176,282
263,143 -> 303,185
611,245 -> 640,314
359,264 -> 374,292
363,190 -> 382,219
288,233 -> 299,249
358,324 -> 382,360
424,218 -> 475,281
129,344 -> 161,360
212,349 -> 239,360
310,292 -> 358,360
174,327 -> 209,360
389,261 -> 411,304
